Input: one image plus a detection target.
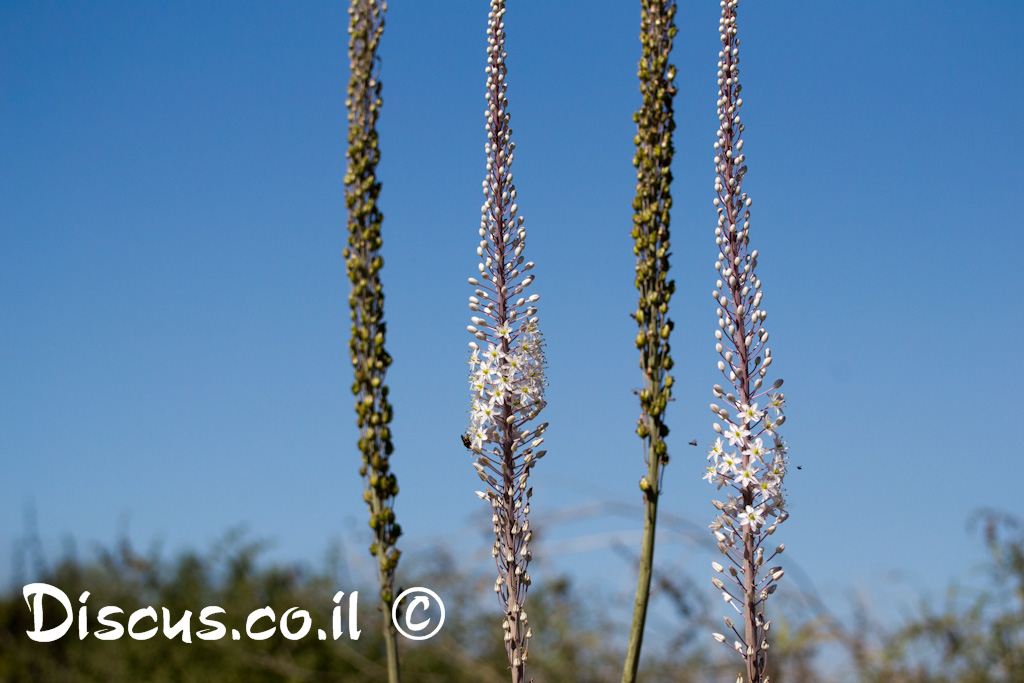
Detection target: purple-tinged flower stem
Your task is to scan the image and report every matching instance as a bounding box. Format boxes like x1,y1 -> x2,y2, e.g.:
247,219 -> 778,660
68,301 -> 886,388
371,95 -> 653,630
705,3 -> 790,683
464,3 -> 549,682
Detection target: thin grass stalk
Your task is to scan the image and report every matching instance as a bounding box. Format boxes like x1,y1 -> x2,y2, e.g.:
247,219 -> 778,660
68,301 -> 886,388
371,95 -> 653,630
622,1 -> 678,681
344,2 -> 401,681
464,3 -> 549,681
704,2 -> 790,682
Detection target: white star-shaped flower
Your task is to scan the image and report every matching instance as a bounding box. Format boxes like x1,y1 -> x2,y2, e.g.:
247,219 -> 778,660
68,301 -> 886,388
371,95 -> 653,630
768,391 -> 785,415
735,466 -> 758,487
743,438 -> 766,462
708,437 -> 726,462
737,402 -> 762,424
723,421 -> 750,446
739,505 -> 764,529
483,343 -> 504,365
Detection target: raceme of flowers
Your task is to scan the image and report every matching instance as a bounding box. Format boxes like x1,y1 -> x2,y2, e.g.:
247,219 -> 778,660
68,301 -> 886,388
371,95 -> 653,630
465,1 -> 548,680
705,1 -> 789,681
622,1 -> 678,680
344,0 -> 402,607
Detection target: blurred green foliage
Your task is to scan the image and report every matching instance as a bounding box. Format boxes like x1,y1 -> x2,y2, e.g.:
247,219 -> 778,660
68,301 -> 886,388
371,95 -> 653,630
1,510 -> 1021,682
838,510 -> 1024,683
0,528 -> 701,682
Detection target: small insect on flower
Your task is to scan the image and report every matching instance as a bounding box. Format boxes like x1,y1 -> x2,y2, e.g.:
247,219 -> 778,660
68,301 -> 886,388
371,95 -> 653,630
461,434 -> 473,450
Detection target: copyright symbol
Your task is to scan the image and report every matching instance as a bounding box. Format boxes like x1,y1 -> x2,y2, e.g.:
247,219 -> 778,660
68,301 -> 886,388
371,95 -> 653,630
392,587 -> 445,641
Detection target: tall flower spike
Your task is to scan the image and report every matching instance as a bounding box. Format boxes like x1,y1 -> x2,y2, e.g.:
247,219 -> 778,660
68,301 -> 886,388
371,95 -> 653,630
622,1 -> 678,682
466,2 -> 547,681
344,2 -> 401,682
706,2 -> 788,682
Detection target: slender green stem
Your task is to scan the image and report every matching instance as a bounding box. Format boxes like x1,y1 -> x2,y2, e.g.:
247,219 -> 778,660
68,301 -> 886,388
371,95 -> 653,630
622,2 -> 677,682
383,623 -> 399,683
623,416 -> 663,683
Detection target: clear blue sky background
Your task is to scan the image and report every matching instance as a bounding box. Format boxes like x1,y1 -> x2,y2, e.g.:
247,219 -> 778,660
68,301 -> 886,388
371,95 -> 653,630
2,0 -> 1023,653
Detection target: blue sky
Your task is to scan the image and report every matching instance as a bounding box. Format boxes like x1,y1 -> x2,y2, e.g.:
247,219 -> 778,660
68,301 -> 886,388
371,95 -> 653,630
2,0 -> 1023,651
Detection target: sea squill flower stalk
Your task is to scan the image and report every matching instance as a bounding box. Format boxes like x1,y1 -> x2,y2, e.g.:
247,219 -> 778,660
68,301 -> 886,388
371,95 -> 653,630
705,2 -> 789,682
465,2 -> 548,681
344,2 -> 402,682
622,1 -> 678,682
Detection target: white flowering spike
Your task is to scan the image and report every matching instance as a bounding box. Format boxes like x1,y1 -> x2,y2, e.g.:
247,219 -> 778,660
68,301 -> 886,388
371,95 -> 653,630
466,3 -> 547,682
705,2 -> 789,683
